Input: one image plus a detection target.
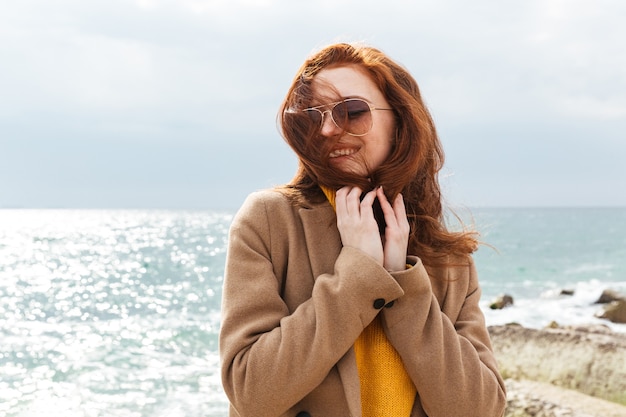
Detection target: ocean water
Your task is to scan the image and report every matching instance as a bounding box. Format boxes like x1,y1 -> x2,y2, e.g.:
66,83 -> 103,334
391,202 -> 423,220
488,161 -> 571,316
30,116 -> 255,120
0,210 -> 230,417
471,208 -> 626,330
1,207 -> 625,416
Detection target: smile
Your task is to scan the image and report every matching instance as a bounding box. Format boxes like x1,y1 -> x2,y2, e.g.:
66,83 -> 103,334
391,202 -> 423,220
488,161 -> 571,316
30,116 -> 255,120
329,148 -> 358,158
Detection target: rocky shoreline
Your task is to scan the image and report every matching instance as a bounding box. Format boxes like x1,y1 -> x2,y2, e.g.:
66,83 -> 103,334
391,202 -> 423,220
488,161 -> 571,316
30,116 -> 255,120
489,323 -> 626,417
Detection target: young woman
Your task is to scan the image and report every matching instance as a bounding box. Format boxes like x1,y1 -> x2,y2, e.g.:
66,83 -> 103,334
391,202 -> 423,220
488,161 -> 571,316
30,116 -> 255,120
219,42 -> 506,417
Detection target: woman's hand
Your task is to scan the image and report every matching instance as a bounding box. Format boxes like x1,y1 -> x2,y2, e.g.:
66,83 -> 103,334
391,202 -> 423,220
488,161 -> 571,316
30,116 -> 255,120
335,186 -> 384,266
376,187 -> 410,272
335,186 -> 410,272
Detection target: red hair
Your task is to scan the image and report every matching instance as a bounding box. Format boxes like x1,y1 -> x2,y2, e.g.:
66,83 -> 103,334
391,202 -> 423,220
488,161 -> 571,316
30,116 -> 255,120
278,43 -> 478,265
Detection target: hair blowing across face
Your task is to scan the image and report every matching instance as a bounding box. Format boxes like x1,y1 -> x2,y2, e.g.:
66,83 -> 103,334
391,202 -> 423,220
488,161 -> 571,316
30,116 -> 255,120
278,42 -> 478,264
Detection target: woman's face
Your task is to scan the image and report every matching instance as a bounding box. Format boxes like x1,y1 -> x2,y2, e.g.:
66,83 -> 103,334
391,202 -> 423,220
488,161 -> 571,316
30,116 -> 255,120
311,65 -> 395,177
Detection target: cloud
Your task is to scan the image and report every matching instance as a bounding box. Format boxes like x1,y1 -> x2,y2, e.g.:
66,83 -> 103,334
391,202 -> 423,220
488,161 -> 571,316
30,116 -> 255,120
1,0 -> 625,207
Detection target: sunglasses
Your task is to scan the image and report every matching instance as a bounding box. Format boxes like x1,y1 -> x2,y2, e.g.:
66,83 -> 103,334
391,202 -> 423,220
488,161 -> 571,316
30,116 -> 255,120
300,98 -> 393,137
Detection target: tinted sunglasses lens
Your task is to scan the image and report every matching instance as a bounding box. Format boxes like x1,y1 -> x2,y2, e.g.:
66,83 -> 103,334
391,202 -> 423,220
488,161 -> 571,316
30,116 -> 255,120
332,99 -> 372,135
304,108 -> 322,125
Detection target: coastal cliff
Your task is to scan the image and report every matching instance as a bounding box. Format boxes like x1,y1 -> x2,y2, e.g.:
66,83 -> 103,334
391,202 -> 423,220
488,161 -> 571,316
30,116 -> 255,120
489,324 -> 626,417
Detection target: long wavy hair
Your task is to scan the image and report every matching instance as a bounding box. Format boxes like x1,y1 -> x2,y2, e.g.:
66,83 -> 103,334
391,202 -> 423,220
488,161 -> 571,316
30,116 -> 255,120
278,42 -> 478,265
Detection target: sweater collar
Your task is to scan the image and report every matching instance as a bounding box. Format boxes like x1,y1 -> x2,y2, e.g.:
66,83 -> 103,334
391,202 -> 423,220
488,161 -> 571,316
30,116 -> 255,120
320,185 -> 336,211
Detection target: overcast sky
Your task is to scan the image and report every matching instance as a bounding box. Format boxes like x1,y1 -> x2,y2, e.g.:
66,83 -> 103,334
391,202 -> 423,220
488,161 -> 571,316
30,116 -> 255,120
1,0 -> 624,210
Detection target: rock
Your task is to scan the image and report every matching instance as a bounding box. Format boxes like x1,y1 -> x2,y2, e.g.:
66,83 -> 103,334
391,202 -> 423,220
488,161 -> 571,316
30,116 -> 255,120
560,289 -> 575,296
594,289 -> 625,304
490,294 -> 514,310
504,379 -> 626,417
596,300 -> 626,324
488,324 -> 626,406
563,323 -> 613,334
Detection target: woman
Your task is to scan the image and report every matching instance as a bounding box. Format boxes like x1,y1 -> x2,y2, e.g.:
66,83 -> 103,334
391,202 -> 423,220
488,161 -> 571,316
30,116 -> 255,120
219,42 -> 506,417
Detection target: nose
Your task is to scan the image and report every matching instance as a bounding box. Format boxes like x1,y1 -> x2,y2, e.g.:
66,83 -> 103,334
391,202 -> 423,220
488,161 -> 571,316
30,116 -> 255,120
319,109 -> 341,137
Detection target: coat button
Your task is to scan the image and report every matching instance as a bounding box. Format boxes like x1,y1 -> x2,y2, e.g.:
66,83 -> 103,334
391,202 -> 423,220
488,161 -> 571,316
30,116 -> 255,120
373,298 -> 386,309
385,300 -> 395,308
295,412 -> 311,417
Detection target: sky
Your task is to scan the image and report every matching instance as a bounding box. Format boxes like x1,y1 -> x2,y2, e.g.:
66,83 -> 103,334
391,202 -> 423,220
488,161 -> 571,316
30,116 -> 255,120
1,0 -> 625,210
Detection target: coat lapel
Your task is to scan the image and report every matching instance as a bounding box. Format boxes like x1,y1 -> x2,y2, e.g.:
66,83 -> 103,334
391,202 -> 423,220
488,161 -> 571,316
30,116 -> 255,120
299,203 -> 363,417
299,204 -> 342,280
337,348 -> 363,417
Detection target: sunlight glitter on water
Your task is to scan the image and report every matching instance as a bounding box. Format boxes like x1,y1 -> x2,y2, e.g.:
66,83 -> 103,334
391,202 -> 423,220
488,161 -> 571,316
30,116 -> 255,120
0,210 -> 231,417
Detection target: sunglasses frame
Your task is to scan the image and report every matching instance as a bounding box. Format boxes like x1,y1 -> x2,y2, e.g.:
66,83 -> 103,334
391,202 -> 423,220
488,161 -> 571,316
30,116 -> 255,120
301,98 -> 393,137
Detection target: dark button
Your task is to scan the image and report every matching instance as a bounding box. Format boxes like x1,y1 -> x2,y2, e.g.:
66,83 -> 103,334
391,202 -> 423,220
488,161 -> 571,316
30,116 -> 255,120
373,298 -> 386,309
385,300 -> 395,308
295,412 -> 311,417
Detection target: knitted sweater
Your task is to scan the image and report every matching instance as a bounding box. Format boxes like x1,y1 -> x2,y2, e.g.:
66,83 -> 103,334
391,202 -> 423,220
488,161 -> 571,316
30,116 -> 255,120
320,187 -> 416,416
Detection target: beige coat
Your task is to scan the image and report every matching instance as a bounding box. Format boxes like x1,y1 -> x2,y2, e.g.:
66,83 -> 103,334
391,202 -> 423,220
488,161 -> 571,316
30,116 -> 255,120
219,190 -> 506,417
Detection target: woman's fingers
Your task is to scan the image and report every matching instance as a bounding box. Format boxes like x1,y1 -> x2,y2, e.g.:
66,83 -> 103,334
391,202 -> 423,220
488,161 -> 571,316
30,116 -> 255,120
375,188 -> 410,272
337,186 -> 376,219
359,189 -> 377,219
338,186 -> 410,272
335,186 -> 351,218
335,186 -> 383,265
392,192 -> 410,231
376,187 -> 409,229
376,187 -> 397,227
386,191 -> 410,240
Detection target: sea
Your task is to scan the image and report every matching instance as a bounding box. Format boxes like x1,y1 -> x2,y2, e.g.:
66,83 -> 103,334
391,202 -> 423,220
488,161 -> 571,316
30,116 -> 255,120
1,207 -> 625,416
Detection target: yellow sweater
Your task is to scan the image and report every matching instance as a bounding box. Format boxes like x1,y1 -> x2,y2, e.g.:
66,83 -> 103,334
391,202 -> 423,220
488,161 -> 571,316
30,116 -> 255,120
321,187 -> 416,417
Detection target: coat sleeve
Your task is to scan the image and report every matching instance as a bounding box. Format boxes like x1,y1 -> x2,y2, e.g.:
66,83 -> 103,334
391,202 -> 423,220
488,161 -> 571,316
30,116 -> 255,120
219,192 -> 405,417
382,256 -> 506,417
